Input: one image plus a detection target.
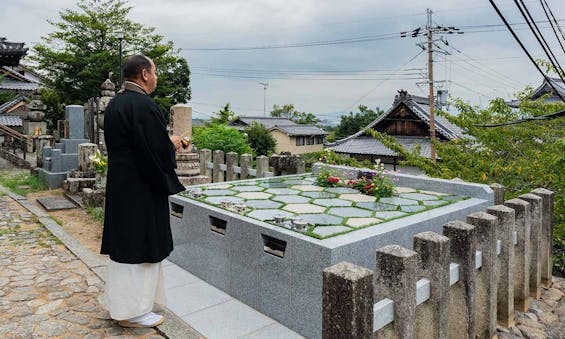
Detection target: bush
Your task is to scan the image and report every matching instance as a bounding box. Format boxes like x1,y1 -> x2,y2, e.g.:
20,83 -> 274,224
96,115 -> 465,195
192,124 -> 252,155
244,122 -> 276,156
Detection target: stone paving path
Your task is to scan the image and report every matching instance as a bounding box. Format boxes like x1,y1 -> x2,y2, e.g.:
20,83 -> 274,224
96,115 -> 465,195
0,195 -> 164,338
496,276 -> 565,338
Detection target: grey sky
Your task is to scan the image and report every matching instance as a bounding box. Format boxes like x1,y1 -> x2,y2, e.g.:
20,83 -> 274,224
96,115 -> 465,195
2,0 -> 565,121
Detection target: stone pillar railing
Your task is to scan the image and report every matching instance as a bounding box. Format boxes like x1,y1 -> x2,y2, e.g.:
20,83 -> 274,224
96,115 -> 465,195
490,183 -> 505,205
226,152 -> 238,182
486,205 -> 515,327
321,186 -> 554,339
504,198 -> 531,311
413,231 -> 450,339
213,150 -> 224,183
531,188 -> 555,287
240,154 -> 251,180
519,193 -> 543,298
199,149 -> 211,177
374,245 -> 418,338
322,262 -> 373,338
444,220 -> 476,339
466,212 -> 497,338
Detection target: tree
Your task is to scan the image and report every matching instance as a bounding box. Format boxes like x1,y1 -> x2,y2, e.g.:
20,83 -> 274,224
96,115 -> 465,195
270,104 -> 320,125
367,96 -> 565,275
334,105 -> 383,139
210,103 -> 236,125
192,124 -> 252,155
244,122 -> 277,156
31,0 -> 190,117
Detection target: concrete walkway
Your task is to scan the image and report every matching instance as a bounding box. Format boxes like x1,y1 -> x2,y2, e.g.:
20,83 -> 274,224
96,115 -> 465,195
0,187 -> 303,338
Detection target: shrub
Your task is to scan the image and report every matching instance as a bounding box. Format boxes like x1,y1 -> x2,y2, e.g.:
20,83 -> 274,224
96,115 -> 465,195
192,124 -> 252,155
244,122 -> 277,156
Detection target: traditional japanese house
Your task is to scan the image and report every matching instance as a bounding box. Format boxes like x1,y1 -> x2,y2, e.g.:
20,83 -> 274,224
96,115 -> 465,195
329,90 -> 465,168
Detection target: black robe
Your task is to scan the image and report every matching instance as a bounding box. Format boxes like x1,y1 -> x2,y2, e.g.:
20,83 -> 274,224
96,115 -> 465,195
100,84 -> 185,264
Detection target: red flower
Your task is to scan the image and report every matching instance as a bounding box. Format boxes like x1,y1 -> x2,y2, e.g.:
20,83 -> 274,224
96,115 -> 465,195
328,176 -> 340,184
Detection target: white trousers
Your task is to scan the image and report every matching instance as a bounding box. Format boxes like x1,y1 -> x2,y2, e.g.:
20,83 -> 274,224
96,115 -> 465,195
99,259 -> 166,320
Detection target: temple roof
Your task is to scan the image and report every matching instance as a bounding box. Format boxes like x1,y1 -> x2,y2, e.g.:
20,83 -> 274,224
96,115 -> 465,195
328,90 -> 465,159
0,38 -> 28,67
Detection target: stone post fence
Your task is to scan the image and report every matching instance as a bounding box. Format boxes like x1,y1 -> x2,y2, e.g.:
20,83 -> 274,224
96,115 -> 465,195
322,185 -> 555,339
198,149 -> 305,183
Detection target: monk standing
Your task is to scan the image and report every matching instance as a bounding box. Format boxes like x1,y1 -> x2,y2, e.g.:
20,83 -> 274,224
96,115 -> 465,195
99,55 -> 185,327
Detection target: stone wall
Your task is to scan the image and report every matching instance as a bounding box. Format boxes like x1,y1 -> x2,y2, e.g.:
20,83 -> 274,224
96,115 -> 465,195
322,185 -> 555,338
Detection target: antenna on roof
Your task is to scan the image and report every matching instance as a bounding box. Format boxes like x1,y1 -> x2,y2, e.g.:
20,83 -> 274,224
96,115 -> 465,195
259,82 -> 269,117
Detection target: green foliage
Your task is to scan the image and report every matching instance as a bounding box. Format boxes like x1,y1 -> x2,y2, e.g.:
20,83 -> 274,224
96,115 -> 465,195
30,0 -> 191,117
0,90 -> 17,105
86,207 -> 105,224
300,149 -> 372,171
244,122 -> 276,156
270,104 -> 320,125
210,103 -> 237,125
368,96 -> 565,275
40,88 -> 65,129
192,124 -> 252,155
0,172 -> 48,196
334,105 -> 384,139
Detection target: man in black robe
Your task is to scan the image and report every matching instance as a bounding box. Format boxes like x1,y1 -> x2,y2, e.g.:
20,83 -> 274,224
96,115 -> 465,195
99,55 -> 185,328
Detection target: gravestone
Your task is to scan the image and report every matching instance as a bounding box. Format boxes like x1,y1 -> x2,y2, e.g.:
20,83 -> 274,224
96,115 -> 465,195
37,196 -> 78,211
37,105 -> 90,188
170,104 -> 205,185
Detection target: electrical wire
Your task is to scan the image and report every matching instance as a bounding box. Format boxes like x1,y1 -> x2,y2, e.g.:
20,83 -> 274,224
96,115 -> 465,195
514,0 -> 565,80
339,49 -> 425,113
540,0 -> 565,54
489,0 -> 565,102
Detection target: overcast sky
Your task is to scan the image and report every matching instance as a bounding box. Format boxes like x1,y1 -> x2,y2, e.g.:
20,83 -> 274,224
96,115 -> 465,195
2,0 -> 565,121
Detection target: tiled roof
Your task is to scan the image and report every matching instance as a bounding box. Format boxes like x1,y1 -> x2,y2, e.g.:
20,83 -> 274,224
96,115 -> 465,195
0,115 -> 22,126
330,90 -> 465,148
0,79 -> 39,91
232,116 -> 297,129
0,95 -> 25,114
1,66 -> 40,84
331,136 -> 435,158
270,124 -> 328,136
506,77 -> 565,107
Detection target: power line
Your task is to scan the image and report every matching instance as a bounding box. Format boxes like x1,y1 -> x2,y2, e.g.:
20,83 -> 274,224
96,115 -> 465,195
473,109 -> 565,126
488,0 -> 565,102
339,49 -> 425,113
540,0 -> 565,54
191,72 -> 424,81
513,0 -> 565,80
180,19 -> 564,52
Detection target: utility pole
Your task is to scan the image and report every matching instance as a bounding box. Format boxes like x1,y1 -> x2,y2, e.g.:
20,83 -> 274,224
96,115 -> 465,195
426,9 -> 436,162
401,9 -> 462,162
259,82 -> 269,117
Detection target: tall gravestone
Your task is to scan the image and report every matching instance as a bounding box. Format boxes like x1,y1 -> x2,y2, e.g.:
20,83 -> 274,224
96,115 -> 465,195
37,105 -> 89,188
170,104 -> 207,185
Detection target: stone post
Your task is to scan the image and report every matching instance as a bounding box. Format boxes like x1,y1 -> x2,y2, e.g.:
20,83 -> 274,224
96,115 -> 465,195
375,245 -> 418,339
170,104 -> 192,139
486,205 -> 516,327
213,150 -> 224,183
531,188 -> 555,287
199,149 -> 211,177
256,155 -> 268,178
519,193 -> 543,298
226,152 -> 238,182
35,135 -> 55,168
413,231 -> 450,339
504,198 -> 531,311
443,221 -> 476,339
466,212 -> 498,338
78,143 -> 98,172
490,183 -> 505,205
240,154 -> 251,180
322,262 -> 373,339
